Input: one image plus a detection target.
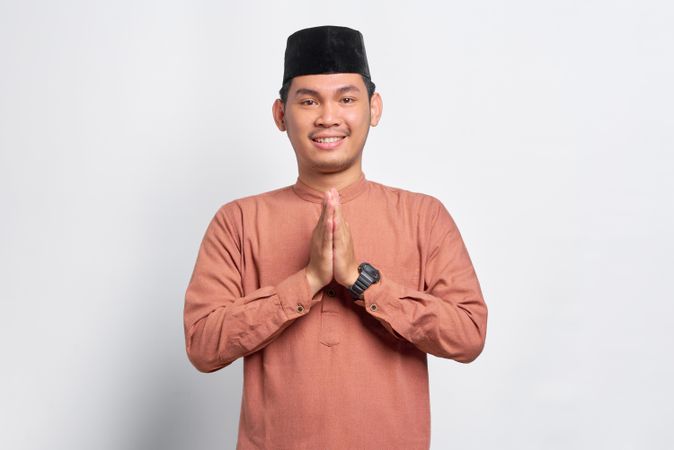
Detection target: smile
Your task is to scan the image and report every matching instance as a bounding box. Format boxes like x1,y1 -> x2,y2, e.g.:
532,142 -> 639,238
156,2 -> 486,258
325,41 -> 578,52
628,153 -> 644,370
311,136 -> 346,150
312,136 -> 345,143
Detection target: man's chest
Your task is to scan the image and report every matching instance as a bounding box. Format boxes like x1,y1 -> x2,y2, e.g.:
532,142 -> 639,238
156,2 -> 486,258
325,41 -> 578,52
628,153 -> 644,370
238,201 -> 424,291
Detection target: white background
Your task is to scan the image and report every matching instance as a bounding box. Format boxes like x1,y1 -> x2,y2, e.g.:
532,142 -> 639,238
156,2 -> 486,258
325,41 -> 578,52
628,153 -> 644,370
1,1 -> 673,449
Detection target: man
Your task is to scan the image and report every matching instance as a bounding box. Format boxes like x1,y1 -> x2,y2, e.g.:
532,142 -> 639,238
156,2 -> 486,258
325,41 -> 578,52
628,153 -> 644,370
183,25 -> 488,449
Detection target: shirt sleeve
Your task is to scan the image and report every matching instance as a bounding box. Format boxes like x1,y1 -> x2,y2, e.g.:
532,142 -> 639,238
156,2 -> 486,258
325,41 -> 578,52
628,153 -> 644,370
183,203 -> 318,373
360,198 -> 488,363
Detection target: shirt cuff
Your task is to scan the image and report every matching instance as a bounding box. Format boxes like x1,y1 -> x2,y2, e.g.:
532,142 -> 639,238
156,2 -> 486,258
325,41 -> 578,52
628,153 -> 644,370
276,266 -> 318,320
361,271 -> 411,342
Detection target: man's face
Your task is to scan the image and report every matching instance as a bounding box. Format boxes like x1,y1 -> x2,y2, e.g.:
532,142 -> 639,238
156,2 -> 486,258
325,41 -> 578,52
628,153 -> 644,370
272,73 -> 382,175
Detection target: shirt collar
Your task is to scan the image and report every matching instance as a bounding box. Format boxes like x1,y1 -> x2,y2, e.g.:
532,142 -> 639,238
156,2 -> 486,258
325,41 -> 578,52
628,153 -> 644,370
292,171 -> 369,204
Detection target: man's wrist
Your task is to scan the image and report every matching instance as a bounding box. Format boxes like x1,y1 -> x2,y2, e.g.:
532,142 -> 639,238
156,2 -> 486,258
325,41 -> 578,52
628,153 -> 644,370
347,262 -> 381,300
305,268 -> 323,298
345,266 -> 360,288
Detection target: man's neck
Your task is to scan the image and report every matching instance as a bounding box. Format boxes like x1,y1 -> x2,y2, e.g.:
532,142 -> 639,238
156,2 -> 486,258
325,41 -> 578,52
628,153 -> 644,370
296,165 -> 364,194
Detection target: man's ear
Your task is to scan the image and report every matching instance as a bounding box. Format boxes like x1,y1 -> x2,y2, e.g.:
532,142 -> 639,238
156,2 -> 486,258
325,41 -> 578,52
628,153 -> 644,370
369,92 -> 383,127
272,99 -> 286,131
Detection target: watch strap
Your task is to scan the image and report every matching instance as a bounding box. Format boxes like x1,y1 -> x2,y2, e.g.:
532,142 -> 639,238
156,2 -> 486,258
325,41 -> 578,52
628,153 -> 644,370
349,263 -> 379,300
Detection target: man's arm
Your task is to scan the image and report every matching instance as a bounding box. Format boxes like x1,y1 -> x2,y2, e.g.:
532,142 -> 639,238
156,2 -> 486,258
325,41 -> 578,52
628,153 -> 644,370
359,198 -> 488,363
183,203 -> 318,373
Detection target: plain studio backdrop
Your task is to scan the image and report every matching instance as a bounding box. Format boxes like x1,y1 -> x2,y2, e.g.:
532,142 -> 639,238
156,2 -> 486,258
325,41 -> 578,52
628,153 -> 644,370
1,1 -> 672,449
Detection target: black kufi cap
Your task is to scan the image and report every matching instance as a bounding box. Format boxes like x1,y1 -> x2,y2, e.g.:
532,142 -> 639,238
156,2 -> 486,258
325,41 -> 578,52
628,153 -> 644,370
282,25 -> 373,85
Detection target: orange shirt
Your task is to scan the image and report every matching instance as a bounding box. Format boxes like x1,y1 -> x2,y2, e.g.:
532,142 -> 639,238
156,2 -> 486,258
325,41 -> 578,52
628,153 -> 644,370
183,171 -> 488,449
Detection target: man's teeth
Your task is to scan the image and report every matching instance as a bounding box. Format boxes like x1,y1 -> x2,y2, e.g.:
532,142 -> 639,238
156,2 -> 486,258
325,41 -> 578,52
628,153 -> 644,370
314,136 -> 344,143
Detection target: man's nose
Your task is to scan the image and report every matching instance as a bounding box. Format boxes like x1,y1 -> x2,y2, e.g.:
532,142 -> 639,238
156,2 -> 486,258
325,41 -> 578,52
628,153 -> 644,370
315,102 -> 341,127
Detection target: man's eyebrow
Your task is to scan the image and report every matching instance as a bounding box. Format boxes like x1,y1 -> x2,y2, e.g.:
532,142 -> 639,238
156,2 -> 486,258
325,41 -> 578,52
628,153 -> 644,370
335,84 -> 361,94
293,88 -> 320,98
292,84 -> 362,98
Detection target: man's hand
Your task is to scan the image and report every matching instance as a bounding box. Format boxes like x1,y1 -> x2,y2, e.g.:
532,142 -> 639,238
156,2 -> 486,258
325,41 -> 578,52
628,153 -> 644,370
305,187 -> 361,297
331,188 -> 360,289
305,189 -> 335,297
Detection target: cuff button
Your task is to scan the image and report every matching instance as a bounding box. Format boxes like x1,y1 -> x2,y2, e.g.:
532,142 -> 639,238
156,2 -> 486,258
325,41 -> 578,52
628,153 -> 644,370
296,304 -> 305,313
369,304 -> 378,312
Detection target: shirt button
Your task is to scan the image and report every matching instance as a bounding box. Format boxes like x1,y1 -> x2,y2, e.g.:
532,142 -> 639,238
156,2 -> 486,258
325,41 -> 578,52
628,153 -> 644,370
326,287 -> 336,297
369,304 -> 378,312
296,304 -> 305,313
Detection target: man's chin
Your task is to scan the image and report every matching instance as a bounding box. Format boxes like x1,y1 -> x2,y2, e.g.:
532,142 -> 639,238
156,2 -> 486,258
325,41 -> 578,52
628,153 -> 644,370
310,158 -> 357,173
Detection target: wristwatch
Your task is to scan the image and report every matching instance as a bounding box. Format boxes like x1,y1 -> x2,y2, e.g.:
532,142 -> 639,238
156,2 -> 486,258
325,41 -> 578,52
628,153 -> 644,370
348,262 -> 380,300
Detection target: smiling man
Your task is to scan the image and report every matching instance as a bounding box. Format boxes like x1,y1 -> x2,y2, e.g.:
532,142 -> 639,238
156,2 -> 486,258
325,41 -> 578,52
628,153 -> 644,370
183,25 -> 488,449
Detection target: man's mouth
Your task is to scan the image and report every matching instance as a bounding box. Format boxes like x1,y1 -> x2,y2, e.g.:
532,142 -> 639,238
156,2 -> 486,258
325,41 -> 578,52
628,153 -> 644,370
312,136 -> 346,143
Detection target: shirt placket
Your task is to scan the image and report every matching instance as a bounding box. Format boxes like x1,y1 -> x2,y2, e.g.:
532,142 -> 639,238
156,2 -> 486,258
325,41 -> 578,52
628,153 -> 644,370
319,282 -> 342,347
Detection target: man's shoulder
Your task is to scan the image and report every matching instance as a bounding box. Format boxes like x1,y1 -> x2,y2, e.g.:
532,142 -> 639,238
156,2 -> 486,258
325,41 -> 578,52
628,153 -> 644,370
212,184 -> 293,219
367,179 -> 445,211
368,180 -> 460,236
234,184 -> 292,204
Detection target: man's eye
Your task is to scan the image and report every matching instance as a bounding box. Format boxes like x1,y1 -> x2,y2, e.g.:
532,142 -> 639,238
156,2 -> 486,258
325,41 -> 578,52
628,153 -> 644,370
342,97 -> 356,104
301,99 -> 317,106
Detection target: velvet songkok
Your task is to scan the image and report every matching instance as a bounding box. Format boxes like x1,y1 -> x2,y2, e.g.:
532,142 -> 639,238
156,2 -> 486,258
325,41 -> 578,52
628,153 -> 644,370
282,25 -> 373,85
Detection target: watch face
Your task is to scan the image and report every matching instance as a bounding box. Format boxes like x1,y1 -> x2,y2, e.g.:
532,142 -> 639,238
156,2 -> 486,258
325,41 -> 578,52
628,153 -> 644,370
359,262 -> 380,282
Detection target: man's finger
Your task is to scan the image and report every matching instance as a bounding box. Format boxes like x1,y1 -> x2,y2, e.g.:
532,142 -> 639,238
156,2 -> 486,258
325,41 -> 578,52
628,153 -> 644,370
333,188 -> 345,238
319,191 -> 333,233
319,192 -> 328,223
322,190 -> 332,225
323,192 -> 333,249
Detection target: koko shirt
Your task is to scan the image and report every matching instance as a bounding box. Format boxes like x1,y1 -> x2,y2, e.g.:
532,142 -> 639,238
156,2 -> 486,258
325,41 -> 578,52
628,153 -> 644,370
183,171 -> 488,449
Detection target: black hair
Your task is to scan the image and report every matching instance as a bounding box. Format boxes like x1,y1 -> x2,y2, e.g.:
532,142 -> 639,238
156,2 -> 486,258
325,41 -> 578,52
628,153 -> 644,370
279,74 -> 376,105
